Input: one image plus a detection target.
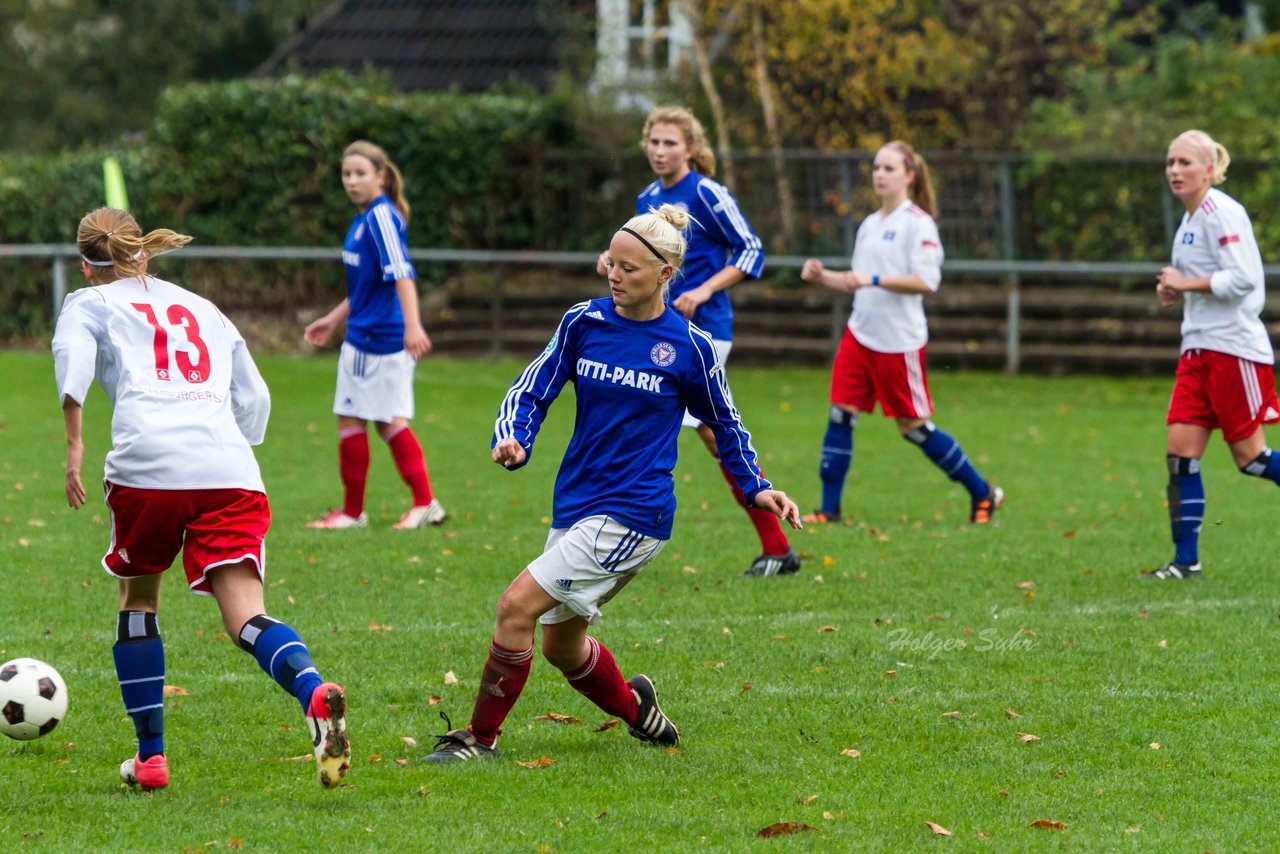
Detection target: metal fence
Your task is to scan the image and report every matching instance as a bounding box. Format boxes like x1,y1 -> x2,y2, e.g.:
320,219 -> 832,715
8,242 -> 1280,373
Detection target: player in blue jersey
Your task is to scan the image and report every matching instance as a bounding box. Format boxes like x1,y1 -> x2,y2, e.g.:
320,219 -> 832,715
304,140 -> 446,530
596,105 -> 799,577
423,205 -> 802,762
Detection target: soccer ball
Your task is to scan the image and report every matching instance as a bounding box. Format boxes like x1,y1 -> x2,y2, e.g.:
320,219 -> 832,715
0,658 -> 68,740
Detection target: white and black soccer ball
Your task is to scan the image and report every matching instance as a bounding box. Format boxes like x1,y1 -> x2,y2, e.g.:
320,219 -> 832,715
0,658 -> 68,740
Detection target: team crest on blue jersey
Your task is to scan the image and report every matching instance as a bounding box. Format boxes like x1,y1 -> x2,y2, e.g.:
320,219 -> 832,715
650,342 -> 677,367
545,332 -> 559,353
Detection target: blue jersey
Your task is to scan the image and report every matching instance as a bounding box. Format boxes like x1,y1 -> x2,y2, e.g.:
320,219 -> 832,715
494,298 -> 771,539
342,194 -> 416,355
635,171 -> 764,341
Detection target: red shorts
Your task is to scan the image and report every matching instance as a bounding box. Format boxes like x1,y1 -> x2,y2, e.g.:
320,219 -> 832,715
830,328 -> 934,418
102,483 -> 271,596
1167,349 -> 1280,442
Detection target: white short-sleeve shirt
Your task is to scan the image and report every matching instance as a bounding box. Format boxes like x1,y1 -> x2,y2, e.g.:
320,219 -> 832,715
847,201 -> 944,353
51,276 -> 270,491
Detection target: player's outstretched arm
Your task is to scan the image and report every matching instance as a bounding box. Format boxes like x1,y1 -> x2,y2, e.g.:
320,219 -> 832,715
752,489 -> 803,529
62,397 -> 86,509
304,299 -> 350,347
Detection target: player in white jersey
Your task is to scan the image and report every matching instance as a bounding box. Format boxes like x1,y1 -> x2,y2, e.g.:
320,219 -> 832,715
304,140 -> 445,531
800,141 -> 1003,525
52,208 -> 350,791
1146,130 -> 1280,580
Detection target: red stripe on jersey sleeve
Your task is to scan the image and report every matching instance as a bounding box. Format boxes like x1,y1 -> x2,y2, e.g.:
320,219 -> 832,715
1218,234 -> 1241,246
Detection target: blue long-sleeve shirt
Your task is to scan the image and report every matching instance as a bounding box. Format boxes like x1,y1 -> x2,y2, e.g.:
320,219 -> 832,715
493,298 -> 771,539
342,194 -> 416,354
635,171 -> 765,341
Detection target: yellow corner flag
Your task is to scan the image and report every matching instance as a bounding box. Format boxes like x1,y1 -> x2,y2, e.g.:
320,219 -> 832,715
103,156 -> 129,211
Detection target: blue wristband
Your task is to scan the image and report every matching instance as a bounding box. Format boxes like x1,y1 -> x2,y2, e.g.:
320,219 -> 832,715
872,275 -> 880,287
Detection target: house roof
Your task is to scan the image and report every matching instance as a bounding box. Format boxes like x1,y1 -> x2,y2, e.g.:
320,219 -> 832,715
255,0 -> 575,92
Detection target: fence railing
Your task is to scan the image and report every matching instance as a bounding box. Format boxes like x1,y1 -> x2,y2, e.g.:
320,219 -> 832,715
7,243 -> 1280,374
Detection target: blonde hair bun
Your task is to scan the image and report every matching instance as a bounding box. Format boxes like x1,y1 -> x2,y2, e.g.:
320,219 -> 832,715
654,203 -> 691,232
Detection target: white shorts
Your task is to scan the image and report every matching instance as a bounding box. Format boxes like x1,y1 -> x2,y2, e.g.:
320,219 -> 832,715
529,515 -> 666,626
682,339 -> 733,428
333,341 -> 416,422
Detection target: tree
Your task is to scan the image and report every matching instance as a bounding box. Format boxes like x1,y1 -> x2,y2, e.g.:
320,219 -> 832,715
0,0 -> 326,152
677,0 -> 1159,150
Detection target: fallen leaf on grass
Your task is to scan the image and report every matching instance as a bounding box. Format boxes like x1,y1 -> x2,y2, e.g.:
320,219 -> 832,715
840,748 -> 861,758
794,793 -> 819,804
368,622 -> 393,632
823,555 -> 836,567
941,710 -> 960,719
924,821 -> 952,836
163,686 -> 190,696
274,754 -> 314,762
394,758 -> 408,766
1149,742 -> 1160,750
516,756 -> 555,768
428,696 -> 442,705
755,822 -> 816,838
1126,825 -> 1141,833
1016,581 -> 1035,590
1005,709 -> 1021,719
818,625 -> 838,633
401,736 -> 418,747
228,839 -> 244,850
1029,819 -> 1067,831
1016,732 -> 1041,743
883,670 -> 897,677
741,682 -> 751,693
533,712 -> 583,725
593,719 -> 619,733
443,671 -> 459,685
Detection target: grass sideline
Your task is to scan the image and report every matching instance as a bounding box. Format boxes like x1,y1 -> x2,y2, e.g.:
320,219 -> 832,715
2,349 -> 1278,851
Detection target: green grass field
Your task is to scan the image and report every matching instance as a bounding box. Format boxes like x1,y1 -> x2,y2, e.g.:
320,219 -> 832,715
2,349 -> 1279,852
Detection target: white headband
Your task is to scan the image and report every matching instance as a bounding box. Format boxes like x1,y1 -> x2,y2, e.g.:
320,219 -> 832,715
81,249 -> 144,267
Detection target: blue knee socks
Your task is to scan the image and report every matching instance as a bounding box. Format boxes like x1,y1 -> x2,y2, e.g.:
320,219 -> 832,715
1167,455 -> 1204,566
904,422 -> 989,500
1240,447 -> 1280,486
113,611 -> 165,760
237,615 -> 323,713
819,407 -> 855,514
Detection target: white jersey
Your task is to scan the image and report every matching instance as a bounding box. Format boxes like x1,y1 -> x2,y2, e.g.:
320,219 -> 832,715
51,276 -> 270,491
847,200 -> 943,353
1171,188 -> 1271,364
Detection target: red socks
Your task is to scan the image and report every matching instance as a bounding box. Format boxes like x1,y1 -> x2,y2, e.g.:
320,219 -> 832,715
468,641 -> 533,746
718,462 -> 790,556
338,426 -> 369,517
381,424 -> 433,506
562,637 -> 638,724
